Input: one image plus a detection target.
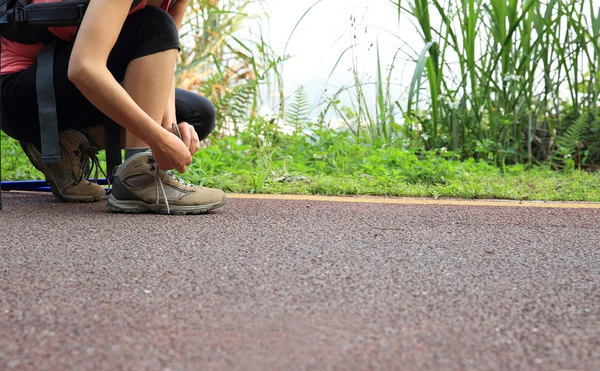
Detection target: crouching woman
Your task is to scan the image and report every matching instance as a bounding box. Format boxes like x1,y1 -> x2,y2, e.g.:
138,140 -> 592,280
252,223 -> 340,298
1,0 -> 226,214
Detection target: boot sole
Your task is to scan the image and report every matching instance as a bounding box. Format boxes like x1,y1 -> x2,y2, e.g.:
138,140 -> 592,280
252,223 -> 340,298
22,145 -> 104,203
106,194 -> 227,215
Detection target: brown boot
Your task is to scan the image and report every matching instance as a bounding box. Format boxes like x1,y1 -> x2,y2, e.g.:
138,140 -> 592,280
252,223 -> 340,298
107,151 -> 226,214
20,130 -> 106,202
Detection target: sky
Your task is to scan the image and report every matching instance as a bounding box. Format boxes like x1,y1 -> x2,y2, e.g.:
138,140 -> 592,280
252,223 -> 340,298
243,0 -> 425,116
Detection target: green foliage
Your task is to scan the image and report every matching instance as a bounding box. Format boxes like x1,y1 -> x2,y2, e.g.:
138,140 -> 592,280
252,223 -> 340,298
212,76 -> 258,133
284,86 -> 311,134
556,114 -> 589,156
186,121 -> 600,200
0,132 -> 41,181
551,108 -> 600,169
3,124 -> 600,201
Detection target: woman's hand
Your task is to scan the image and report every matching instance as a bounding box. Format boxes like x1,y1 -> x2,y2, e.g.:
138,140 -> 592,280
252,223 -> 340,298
150,129 -> 192,174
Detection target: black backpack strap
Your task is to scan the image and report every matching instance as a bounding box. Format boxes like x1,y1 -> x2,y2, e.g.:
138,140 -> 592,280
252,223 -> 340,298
36,40 -> 60,164
0,1 -> 87,44
2,1 -> 88,26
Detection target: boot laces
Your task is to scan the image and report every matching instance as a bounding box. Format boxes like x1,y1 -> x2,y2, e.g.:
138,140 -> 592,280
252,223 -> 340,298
148,123 -> 198,214
75,144 -> 111,192
148,156 -> 196,214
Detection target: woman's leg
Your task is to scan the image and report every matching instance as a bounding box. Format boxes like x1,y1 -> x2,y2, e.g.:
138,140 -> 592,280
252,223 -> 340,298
122,51 -> 177,148
174,88 -> 217,141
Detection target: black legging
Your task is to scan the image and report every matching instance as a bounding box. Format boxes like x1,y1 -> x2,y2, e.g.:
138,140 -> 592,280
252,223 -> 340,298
0,6 -> 215,148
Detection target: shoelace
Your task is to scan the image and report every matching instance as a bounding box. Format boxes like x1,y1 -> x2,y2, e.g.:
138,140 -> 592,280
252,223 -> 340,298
76,145 -> 111,193
150,156 -> 171,214
150,123 -> 195,214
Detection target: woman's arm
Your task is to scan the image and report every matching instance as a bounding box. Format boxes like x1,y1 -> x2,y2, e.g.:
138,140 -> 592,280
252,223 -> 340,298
162,0 -> 200,155
68,0 -> 191,172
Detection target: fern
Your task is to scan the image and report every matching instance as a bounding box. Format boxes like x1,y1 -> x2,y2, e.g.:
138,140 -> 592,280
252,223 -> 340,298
558,114 -> 589,154
285,86 -> 311,134
550,113 -> 593,169
220,80 -> 257,131
194,71 -> 257,135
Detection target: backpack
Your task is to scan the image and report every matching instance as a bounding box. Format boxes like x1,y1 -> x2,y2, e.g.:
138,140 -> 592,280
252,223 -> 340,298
0,0 -> 99,167
0,0 -> 92,44
0,0 -> 144,44
0,0 -> 147,166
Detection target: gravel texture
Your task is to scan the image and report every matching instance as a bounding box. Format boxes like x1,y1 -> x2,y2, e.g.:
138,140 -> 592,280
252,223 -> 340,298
1,191 -> 599,370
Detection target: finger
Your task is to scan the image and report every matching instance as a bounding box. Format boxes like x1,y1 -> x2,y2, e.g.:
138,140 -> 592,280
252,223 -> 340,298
179,123 -> 192,150
177,164 -> 187,174
191,143 -> 200,156
191,132 -> 200,155
185,126 -> 193,150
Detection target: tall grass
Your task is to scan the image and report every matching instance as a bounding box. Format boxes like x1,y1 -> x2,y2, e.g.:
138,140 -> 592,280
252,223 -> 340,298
393,0 -> 600,168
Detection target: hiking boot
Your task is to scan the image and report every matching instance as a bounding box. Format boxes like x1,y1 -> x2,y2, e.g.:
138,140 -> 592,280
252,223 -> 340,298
107,151 -> 226,215
20,130 -> 106,203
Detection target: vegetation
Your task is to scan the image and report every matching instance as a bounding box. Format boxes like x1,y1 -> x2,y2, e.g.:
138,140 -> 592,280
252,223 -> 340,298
308,0 -> 600,169
3,123 -> 600,201
172,0 -> 600,170
397,0 -> 600,169
2,0 -> 600,202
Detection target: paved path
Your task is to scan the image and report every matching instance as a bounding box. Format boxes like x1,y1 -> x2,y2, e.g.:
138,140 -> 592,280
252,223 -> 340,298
1,192 -> 599,370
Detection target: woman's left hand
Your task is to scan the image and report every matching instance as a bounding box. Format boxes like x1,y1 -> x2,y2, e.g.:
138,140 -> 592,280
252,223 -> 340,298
175,122 -> 200,156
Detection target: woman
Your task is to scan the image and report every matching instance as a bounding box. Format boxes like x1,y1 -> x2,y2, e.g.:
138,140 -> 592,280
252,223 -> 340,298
1,0 -> 227,214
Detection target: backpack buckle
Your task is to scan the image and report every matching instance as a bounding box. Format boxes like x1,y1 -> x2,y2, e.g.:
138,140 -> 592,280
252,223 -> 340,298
8,8 -> 26,23
77,4 -> 86,21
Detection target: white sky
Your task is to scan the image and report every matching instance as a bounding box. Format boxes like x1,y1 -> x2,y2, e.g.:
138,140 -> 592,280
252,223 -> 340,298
244,0 -> 425,115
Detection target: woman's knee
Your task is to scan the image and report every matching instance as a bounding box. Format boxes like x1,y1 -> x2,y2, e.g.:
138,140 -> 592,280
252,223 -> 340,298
105,7 -> 180,81
175,88 -> 216,141
124,6 -> 179,57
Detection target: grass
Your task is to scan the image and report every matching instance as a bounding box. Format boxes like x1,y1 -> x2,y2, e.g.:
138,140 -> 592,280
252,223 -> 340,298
3,127 -> 598,202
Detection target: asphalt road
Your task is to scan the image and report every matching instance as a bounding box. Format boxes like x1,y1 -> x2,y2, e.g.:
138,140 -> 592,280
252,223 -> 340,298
1,192 -> 599,370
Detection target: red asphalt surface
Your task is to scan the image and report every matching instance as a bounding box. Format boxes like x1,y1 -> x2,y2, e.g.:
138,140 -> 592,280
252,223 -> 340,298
1,191 -> 599,370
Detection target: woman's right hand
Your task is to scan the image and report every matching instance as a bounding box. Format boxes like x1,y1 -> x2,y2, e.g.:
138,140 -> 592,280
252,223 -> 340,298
150,130 -> 192,174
